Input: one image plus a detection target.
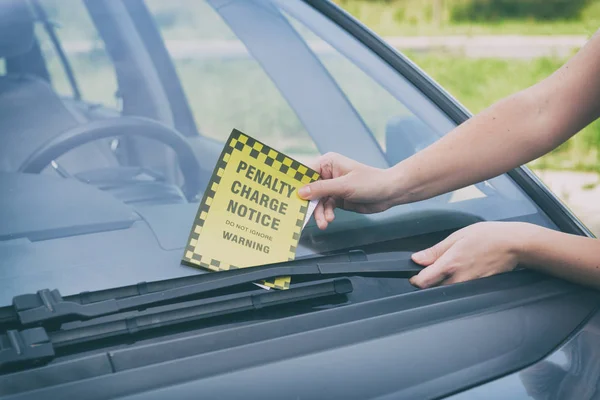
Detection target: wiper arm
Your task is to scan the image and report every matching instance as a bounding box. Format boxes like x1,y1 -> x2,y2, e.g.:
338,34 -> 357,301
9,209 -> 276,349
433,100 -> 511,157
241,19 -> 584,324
0,279 -> 352,371
0,253 -> 364,327
5,250 -> 420,327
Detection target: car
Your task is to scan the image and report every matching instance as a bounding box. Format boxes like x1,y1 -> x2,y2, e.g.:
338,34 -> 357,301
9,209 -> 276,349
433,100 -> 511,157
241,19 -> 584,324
0,0 -> 597,399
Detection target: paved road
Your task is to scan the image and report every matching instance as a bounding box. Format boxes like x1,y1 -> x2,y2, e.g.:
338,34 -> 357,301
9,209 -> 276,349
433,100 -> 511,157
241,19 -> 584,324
385,35 -> 588,59
533,170 -> 600,236
62,35 -> 587,60
162,34 -> 588,59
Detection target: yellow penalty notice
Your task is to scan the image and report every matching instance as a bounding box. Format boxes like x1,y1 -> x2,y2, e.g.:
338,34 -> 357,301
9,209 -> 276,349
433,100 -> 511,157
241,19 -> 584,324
182,129 -> 320,289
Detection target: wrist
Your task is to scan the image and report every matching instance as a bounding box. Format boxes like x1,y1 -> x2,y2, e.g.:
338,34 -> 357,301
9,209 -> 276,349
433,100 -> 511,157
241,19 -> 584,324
382,163 -> 422,206
510,222 -> 543,265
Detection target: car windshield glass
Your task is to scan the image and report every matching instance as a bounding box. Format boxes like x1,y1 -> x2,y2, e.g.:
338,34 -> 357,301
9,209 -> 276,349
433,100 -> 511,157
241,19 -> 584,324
0,0 -> 555,306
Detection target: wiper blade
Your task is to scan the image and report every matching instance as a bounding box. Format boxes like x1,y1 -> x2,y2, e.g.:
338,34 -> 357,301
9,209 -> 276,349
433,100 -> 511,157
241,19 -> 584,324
5,250 -> 420,327
0,279 -> 352,371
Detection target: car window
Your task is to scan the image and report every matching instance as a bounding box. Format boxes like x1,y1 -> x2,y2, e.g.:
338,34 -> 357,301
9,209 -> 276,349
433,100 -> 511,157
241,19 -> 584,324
145,0 -> 320,160
145,0 -> 543,241
35,0 -> 119,107
140,0 -> 539,223
0,0 -> 557,306
285,15 -> 414,153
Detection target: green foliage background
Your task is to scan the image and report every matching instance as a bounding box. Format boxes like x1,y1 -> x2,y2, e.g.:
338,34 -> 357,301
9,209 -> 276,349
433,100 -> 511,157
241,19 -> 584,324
335,0 -> 600,171
37,0 -> 600,171
334,0 -> 600,36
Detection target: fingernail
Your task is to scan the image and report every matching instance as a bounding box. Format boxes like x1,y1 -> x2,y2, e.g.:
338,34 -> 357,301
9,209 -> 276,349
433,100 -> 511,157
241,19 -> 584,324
412,251 -> 424,262
298,185 -> 311,199
318,219 -> 326,230
326,209 -> 334,221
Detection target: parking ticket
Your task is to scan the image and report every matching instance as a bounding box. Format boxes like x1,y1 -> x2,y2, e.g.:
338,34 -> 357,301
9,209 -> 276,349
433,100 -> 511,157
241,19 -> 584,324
182,129 -> 320,290
303,199 -> 319,228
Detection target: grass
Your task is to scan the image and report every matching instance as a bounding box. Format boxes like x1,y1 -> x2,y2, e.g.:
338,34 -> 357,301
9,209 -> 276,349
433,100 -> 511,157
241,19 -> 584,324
364,20 -> 597,37
40,0 -> 600,173
335,0 -> 600,172
408,53 -> 600,172
335,0 -> 600,37
50,50 -> 600,172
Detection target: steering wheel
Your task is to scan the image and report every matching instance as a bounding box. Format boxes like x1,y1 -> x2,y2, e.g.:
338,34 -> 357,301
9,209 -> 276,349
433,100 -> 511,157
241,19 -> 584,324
18,117 -> 203,201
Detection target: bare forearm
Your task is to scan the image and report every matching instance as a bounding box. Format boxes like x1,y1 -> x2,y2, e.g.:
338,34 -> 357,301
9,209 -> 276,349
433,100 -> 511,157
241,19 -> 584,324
388,86 -> 558,204
386,31 -> 600,206
519,224 -> 600,290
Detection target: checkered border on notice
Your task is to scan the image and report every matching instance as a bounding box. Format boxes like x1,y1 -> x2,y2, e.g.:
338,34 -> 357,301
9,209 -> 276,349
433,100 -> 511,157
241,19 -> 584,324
182,129 -> 319,289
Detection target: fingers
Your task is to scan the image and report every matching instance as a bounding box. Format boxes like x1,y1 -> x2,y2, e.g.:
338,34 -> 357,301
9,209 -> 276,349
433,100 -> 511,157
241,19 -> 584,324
313,200 -> 328,230
410,234 -> 462,289
411,235 -> 457,267
324,197 -> 336,222
313,198 -> 337,230
298,176 -> 350,201
306,157 -> 322,174
299,152 -> 355,200
314,152 -> 354,174
305,152 -> 342,178
409,256 -> 451,289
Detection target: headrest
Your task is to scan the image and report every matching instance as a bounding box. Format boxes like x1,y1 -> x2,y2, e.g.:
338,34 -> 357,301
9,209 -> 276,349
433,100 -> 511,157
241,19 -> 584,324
0,0 -> 35,59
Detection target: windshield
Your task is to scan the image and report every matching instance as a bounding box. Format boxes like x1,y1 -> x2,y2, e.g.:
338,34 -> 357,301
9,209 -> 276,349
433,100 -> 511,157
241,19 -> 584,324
0,0 -> 556,305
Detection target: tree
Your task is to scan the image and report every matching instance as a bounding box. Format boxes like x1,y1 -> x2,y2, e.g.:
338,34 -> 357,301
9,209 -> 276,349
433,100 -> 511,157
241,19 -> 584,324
451,0 -> 591,22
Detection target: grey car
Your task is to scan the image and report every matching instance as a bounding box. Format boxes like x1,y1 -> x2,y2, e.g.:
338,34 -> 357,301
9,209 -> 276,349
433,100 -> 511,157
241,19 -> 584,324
0,0 -> 597,399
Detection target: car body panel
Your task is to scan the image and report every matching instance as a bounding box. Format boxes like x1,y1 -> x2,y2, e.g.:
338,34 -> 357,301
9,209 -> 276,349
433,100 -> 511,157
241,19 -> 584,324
0,0 -> 597,399
1,273 -> 598,399
449,309 -> 600,400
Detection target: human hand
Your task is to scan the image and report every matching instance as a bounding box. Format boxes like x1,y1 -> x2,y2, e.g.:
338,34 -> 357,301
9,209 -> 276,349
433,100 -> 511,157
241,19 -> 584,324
298,152 -> 395,230
409,221 -> 532,288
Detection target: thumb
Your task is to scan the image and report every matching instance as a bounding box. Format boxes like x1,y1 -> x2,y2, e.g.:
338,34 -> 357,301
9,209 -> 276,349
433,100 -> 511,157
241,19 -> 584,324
409,252 -> 452,289
411,236 -> 456,266
298,177 -> 349,200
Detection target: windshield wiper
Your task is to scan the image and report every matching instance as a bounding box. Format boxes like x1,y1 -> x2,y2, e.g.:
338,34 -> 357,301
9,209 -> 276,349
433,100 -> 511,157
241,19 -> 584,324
2,250 -> 420,327
0,279 -> 352,371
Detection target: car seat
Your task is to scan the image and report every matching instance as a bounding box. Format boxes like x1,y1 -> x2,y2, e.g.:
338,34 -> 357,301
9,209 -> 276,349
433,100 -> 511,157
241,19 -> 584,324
0,0 -> 117,174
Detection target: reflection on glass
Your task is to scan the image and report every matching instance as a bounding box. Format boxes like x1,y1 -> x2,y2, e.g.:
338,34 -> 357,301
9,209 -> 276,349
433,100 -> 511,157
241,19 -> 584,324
519,330 -> 600,400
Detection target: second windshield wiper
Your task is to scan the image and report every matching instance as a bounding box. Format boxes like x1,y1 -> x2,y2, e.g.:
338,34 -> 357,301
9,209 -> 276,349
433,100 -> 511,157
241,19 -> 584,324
0,279 -> 352,371
7,250 -> 421,327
